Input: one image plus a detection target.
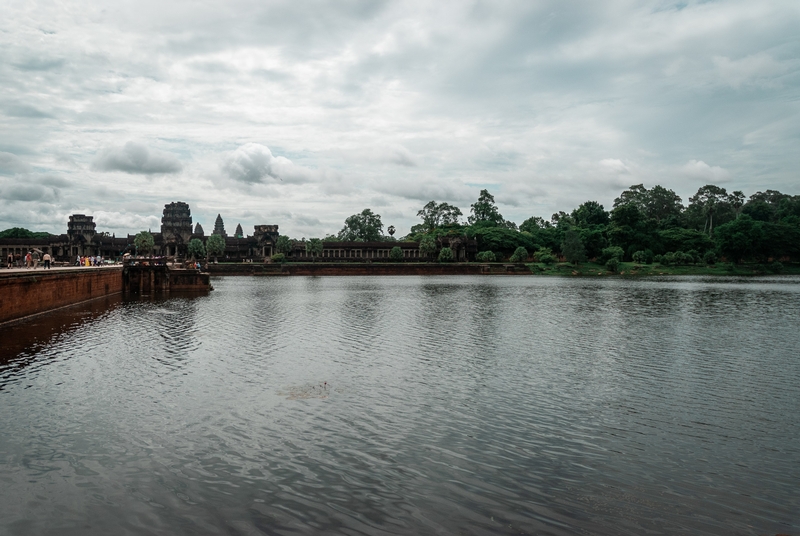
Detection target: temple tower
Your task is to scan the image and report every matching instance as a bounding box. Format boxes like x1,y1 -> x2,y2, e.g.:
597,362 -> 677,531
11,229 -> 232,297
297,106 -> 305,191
161,202 -> 193,257
234,223 -> 244,238
194,222 -> 204,235
213,214 -> 227,237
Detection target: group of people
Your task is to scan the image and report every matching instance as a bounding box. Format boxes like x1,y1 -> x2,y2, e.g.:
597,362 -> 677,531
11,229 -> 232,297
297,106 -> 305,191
76,255 -> 103,267
6,251 -> 52,269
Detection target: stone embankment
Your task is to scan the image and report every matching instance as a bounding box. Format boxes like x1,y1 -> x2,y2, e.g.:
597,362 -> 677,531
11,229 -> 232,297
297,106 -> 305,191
0,266 -> 123,325
206,262 -> 531,276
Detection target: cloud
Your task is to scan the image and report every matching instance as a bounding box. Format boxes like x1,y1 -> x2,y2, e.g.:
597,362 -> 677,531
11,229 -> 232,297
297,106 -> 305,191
91,142 -> 183,175
713,53 -> 791,89
221,143 -> 323,185
0,152 -> 32,175
680,160 -> 731,183
91,211 -> 161,233
4,104 -> 55,119
33,175 -> 72,188
0,183 -> 58,202
599,158 -> 629,175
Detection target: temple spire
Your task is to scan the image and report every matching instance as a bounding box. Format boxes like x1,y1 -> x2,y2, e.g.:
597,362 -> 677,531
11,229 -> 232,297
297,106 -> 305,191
213,214 -> 227,237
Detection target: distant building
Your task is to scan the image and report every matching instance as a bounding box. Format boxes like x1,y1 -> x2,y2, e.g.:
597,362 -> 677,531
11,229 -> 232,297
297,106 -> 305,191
0,201 -> 466,263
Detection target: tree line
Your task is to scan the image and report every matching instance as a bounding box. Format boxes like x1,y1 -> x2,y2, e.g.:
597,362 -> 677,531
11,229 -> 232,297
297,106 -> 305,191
304,184 -> 800,265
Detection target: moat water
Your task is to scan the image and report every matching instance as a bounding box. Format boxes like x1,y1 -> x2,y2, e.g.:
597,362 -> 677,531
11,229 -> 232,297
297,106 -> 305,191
1,276 -> 798,535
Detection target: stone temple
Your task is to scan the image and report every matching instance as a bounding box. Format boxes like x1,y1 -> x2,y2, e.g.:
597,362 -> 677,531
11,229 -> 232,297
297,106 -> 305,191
0,201 -> 477,263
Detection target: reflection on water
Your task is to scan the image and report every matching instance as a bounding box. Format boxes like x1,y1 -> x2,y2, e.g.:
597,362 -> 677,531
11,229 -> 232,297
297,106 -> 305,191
1,276 -> 799,535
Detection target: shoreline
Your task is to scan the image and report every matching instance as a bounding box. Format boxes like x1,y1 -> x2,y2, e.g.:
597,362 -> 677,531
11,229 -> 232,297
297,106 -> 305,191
204,261 -> 799,277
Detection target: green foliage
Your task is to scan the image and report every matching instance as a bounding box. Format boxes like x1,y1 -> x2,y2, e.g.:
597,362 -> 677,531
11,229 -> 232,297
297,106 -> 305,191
768,261 -> 784,274
632,250 -> 647,264
467,225 -> 534,256
476,250 -> 496,262
206,233 -> 226,258
134,231 -> 155,255
306,238 -> 323,258
417,201 -> 463,231
561,229 -> 586,265
389,246 -> 404,261
605,258 -> 620,272
419,235 -> 438,260
0,227 -> 52,239
533,247 -> 556,265
187,238 -> 206,259
657,228 -> 713,255
703,250 -> 717,265
271,253 -> 286,263
275,235 -> 293,254
599,246 -> 624,263
338,209 -> 384,241
509,246 -> 528,262
572,201 -> 609,227
468,189 -> 504,226
438,247 -> 454,262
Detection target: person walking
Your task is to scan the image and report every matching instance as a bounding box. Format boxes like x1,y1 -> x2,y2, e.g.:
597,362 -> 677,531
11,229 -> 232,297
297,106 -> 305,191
25,251 -> 32,269
43,252 -> 51,269
32,250 -> 40,269
6,252 -> 13,269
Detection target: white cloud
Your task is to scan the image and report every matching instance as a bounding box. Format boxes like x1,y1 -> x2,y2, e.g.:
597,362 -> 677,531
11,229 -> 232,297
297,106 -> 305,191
91,211 -> 161,233
221,143 -> 325,185
91,142 -> 183,175
680,160 -> 731,183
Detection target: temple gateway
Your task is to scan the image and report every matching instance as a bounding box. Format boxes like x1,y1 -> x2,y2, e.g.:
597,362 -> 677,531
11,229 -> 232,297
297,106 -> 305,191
0,201 -> 476,263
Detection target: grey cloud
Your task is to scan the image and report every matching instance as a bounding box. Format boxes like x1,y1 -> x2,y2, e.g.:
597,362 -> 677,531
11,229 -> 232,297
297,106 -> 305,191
0,183 -> 57,202
4,104 -> 55,119
33,175 -> 72,188
91,142 -> 183,175
12,57 -> 65,71
0,152 -> 31,175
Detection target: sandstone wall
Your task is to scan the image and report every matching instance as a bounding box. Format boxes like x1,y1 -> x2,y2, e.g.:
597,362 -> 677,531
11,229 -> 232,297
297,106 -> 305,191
0,268 -> 123,325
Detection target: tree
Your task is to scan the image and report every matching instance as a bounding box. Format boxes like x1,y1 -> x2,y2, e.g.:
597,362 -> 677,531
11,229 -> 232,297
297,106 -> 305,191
134,231 -> 154,256
561,229 -> 586,265
645,185 -> 683,222
614,184 -> 649,211
419,235 -> 437,261
509,246 -> 528,262
468,189 -> 504,226
572,201 -> 609,227
338,209 -> 384,241
275,235 -> 293,254
688,185 -> 730,235
206,233 -> 225,263
187,238 -> 206,260
306,238 -> 323,261
476,251 -> 496,262
0,227 -> 52,239
417,201 -> 463,231
438,247 -> 454,262
389,246 -> 404,261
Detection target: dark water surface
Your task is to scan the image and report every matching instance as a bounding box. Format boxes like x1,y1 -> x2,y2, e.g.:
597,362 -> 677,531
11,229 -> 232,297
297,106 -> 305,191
1,275 -> 798,535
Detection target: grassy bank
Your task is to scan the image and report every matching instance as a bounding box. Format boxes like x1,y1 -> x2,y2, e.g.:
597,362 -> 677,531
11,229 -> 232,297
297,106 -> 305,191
526,261 -> 800,276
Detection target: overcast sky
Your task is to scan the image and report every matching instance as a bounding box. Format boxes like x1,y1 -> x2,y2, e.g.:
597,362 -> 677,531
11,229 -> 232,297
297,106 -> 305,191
1,0 -> 798,238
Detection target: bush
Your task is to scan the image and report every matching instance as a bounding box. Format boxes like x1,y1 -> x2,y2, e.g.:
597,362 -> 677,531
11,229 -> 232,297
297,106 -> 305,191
509,246 -> 528,262
654,254 -> 663,264
703,251 -> 717,265
438,247 -> 454,262
600,246 -> 624,264
271,253 -> 286,263
533,247 -> 556,264
754,264 -> 767,274
686,249 -> 700,264
605,258 -> 620,272
389,246 -> 404,261
768,261 -> 784,274
476,250 -> 496,262
632,250 -> 647,264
